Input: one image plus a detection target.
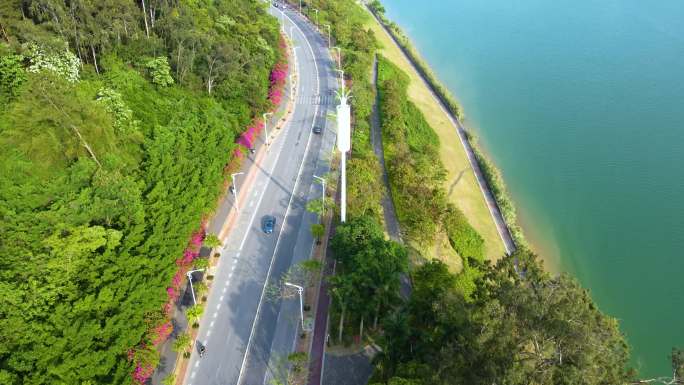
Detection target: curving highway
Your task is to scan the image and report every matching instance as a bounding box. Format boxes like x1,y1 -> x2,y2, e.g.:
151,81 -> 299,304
181,4 -> 338,385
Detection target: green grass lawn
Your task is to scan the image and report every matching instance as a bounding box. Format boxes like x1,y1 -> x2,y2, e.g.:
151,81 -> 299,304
366,15 -> 506,262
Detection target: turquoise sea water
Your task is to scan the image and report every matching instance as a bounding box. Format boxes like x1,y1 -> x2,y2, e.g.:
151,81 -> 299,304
380,0 -> 684,377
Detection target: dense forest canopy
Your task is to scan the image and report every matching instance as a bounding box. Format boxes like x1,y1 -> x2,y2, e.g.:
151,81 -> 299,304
0,0 -> 279,383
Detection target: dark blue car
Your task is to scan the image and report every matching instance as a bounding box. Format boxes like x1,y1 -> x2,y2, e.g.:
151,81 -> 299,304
262,215 -> 276,234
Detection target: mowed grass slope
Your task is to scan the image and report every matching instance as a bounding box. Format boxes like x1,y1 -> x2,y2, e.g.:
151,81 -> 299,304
366,15 -> 506,259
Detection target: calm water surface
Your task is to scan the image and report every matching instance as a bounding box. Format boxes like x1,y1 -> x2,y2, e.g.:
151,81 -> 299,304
381,0 -> 684,376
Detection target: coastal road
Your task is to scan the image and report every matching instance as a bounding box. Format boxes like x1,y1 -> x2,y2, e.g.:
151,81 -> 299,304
182,5 -> 338,385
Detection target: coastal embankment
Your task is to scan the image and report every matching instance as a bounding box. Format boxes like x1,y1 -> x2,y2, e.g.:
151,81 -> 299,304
365,3 -> 517,257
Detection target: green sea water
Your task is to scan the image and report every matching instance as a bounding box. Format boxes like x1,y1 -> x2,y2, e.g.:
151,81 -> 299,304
380,0 -> 684,377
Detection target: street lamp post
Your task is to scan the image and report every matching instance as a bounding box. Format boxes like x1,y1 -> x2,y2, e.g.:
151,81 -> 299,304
313,9 -> 319,25
335,69 -> 345,94
262,112 -> 273,145
323,24 -> 331,47
313,175 -> 326,215
299,0 -> 302,13
187,269 -> 205,305
332,46 -> 342,70
284,282 -> 307,331
231,172 -> 244,211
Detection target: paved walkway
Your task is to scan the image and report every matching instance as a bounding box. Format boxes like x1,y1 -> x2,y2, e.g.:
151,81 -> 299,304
321,350 -> 375,385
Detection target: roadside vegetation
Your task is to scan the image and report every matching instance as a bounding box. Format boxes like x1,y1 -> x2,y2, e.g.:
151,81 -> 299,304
302,1 -> 682,384
0,1 -> 280,383
377,55 -> 485,271
370,250 -> 638,385
368,0 -> 526,248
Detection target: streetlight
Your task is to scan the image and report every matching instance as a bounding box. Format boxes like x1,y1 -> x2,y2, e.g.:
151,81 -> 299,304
299,0 -> 302,13
231,172 -> 244,211
187,269 -> 205,305
262,112 -> 273,145
313,8 -> 319,25
323,24 -> 331,48
313,175 -> 326,215
331,46 -> 342,70
284,282 -> 308,331
335,69 -> 345,94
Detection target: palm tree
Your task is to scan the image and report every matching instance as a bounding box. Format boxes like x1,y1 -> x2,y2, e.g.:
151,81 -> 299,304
186,304 -> 204,327
172,332 -> 191,358
204,233 -> 222,248
310,224 -> 325,244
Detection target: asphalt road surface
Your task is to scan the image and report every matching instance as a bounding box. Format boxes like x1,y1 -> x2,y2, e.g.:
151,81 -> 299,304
182,6 -> 338,385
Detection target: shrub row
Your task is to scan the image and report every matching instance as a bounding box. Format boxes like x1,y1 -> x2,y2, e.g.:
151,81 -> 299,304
377,55 -> 484,261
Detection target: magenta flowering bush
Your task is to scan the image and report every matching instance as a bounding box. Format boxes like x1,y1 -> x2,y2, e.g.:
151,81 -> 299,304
270,62 -> 288,86
267,36 -> 289,108
269,88 -> 283,106
133,362 -> 155,384
129,344 -> 159,384
152,321 -> 173,346
237,121 -> 264,150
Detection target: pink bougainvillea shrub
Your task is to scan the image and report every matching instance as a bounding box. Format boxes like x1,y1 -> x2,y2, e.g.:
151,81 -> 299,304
151,321 -> 173,346
268,36 -> 289,108
237,120 -> 264,150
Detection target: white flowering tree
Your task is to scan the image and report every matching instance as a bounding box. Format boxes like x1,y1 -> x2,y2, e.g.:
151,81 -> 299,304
96,88 -> 139,133
145,56 -> 174,87
24,42 -> 80,82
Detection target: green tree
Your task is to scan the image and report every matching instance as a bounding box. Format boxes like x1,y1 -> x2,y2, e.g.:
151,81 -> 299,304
329,216 -> 408,340
287,351 -> 308,373
306,197 -> 334,216
172,333 -> 191,357
192,257 -> 210,271
186,304 -> 204,326
374,251 -> 634,385
194,281 -> 208,299
145,56 -> 174,86
310,223 -> 325,243
0,53 -> 26,101
204,233 -> 222,248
